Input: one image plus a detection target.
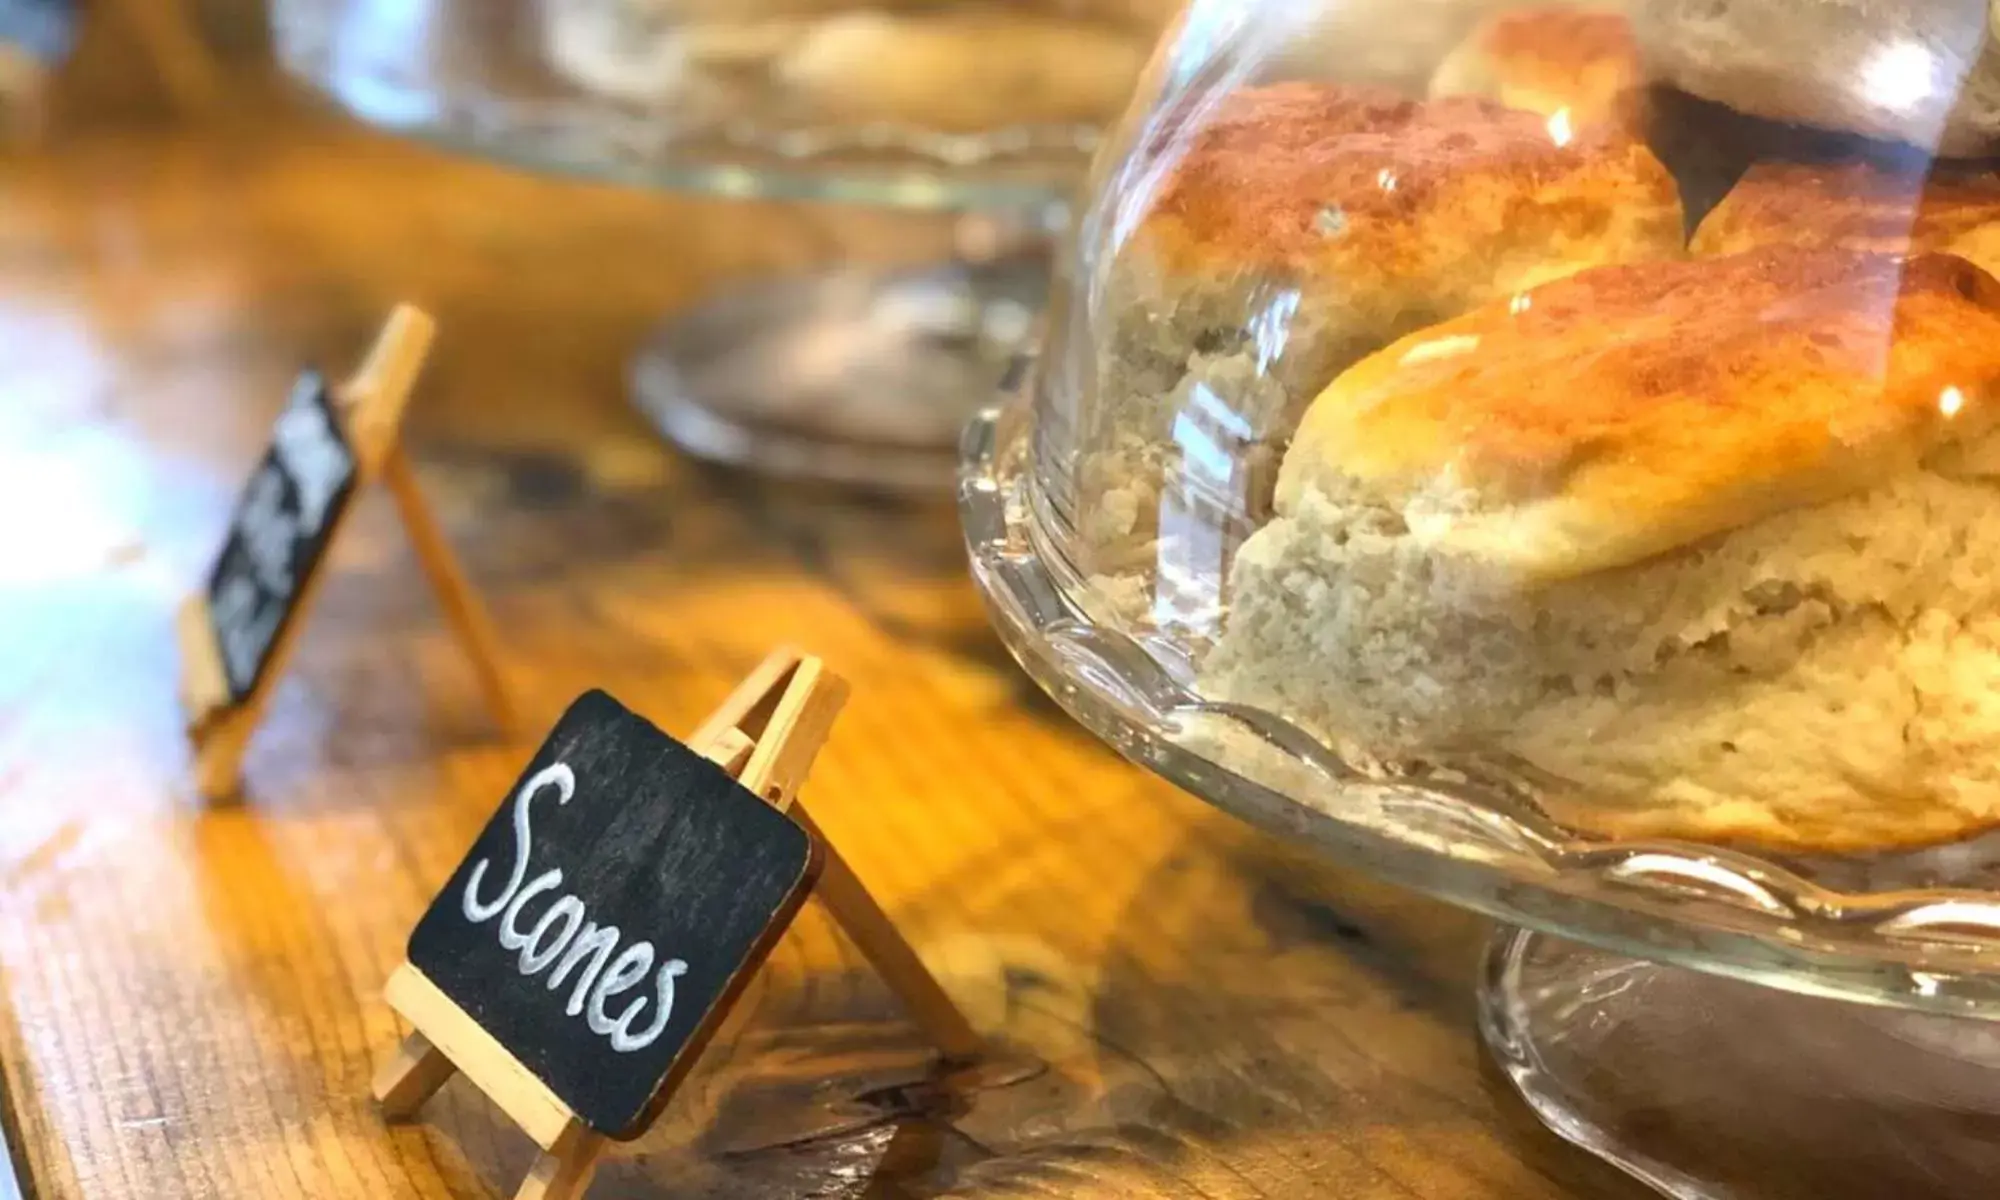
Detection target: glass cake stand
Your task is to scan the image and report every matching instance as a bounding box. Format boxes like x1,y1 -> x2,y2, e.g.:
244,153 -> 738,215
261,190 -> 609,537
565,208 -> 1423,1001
962,392 -> 2000,1199
271,0 -> 1103,490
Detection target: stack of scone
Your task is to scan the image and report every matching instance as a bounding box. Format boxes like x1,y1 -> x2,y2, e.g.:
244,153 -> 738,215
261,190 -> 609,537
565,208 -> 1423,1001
1077,78 -> 1684,618
1206,247 -> 2000,853
1084,1 -> 2000,852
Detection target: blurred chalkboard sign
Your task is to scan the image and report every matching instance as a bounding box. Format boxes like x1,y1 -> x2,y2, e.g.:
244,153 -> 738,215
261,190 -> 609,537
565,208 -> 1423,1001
371,651 -> 982,1200
410,690 -> 820,1137
177,307 -> 516,801
204,371 -> 359,703
0,0 -> 77,63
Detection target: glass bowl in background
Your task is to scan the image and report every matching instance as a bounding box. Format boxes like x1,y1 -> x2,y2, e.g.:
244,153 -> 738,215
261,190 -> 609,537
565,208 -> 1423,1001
272,0 -> 1172,489
272,0 -> 1549,490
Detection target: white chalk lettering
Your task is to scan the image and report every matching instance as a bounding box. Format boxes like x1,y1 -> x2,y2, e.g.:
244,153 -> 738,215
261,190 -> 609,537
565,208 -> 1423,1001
520,896 -> 585,975
463,764 -> 574,922
587,943 -> 654,1039
548,921 -> 621,1015
611,958 -> 686,1052
498,870 -> 563,952
457,758 -> 691,1054
213,572 -> 276,692
272,381 -> 349,528
238,464 -> 297,595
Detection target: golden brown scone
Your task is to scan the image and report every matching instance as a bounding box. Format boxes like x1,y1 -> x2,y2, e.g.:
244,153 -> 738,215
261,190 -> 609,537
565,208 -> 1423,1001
1208,247 -> 2000,854
1081,83 -> 1684,592
1126,84 -> 1681,333
1285,249 -> 2000,582
1694,161 -> 2000,278
1429,6 -> 1644,128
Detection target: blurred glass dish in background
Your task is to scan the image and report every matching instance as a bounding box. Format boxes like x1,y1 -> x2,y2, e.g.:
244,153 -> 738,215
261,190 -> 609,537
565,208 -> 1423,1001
963,0 -> 2000,1193
273,0 -> 1551,489
537,1 -> 1162,147
273,0 -> 1160,489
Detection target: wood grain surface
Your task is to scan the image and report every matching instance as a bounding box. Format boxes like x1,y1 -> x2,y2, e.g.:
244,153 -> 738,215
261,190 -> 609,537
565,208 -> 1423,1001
0,99 -> 1647,1198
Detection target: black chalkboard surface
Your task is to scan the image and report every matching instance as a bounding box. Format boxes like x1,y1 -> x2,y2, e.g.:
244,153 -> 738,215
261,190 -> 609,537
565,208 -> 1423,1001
203,371 -> 359,703
409,690 -> 821,1138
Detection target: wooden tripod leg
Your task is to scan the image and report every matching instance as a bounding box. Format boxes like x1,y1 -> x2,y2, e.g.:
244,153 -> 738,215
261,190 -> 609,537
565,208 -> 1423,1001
515,1125 -> 605,1200
793,807 -> 984,1063
177,594 -> 254,801
190,713 -> 254,802
373,1030 -> 458,1120
109,0 -> 223,115
380,446 -> 519,738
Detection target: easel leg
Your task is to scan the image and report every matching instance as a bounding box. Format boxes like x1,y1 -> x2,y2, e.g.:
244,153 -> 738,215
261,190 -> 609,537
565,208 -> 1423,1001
380,447 -> 520,738
191,715 -> 253,802
373,1030 -> 458,1120
108,0 -> 223,116
796,809 -> 984,1062
0,51 -> 47,146
515,1127 -> 605,1200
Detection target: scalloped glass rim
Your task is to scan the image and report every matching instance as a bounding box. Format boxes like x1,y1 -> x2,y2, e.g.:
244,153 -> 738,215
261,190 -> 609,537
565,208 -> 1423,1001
268,0 -> 1090,214
960,394 -> 2000,1019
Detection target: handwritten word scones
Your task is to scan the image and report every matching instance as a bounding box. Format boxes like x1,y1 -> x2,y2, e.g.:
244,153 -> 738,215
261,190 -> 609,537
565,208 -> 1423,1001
1077,82 -> 1683,619
1203,247 -> 2000,853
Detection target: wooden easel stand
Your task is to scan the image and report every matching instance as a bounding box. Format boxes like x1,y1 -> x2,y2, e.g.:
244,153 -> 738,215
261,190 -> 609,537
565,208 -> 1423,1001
178,305 -> 516,800
371,651 -> 981,1200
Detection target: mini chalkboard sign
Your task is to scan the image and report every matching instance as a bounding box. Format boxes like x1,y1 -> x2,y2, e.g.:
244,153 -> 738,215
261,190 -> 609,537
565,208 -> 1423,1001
372,650 -> 983,1200
205,371 -> 359,703
178,306 -> 518,800
410,689 -> 821,1136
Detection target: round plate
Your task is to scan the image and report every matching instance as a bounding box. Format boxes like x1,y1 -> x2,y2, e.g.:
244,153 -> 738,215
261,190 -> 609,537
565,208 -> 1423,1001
959,397 -> 2000,1017
270,0 -> 1089,214
1481,926 -> 2000,1199
632,260 -> 1045,492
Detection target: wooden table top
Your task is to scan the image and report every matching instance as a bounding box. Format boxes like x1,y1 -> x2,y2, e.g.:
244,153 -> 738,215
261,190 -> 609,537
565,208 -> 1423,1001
0,111 -> 1645,1198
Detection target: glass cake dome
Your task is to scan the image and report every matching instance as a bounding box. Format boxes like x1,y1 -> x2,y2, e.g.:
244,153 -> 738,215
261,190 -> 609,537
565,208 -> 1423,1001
964,3 -> 2000,1195
1014,0 -> 2000,867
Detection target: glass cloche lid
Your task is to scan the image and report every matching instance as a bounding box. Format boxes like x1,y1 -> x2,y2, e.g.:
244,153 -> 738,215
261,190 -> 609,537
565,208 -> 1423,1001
1001,0 -> 2000,880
